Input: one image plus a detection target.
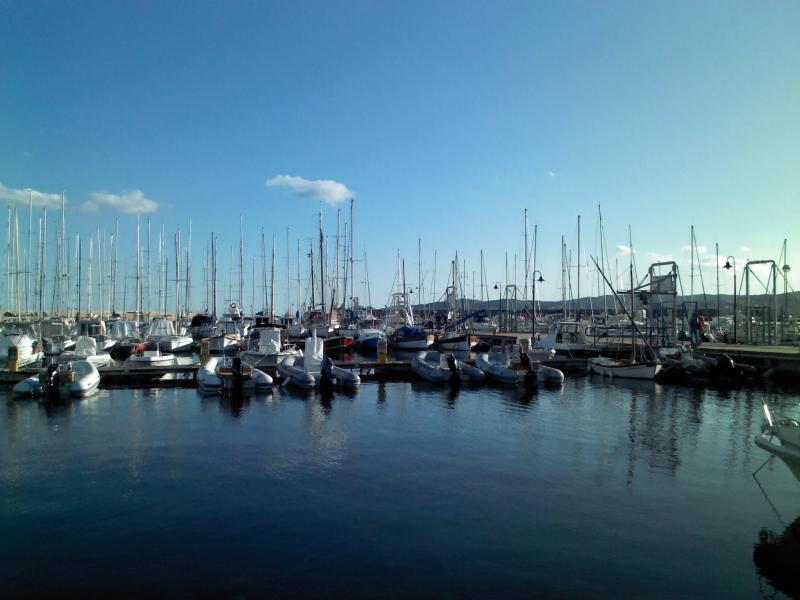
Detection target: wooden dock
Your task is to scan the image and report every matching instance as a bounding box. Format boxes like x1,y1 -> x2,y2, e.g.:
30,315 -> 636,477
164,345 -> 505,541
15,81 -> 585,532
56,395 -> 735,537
696,342 -> 800,379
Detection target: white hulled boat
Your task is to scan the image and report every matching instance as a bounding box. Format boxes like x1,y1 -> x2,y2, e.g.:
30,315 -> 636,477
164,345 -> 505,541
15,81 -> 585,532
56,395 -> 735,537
13,360 -> 100,398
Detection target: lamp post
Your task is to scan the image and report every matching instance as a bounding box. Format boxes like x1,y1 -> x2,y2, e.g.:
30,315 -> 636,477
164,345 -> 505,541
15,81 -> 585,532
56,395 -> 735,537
493,282 -> 502,332
723,256 -> 736,344
531,270 -> 544,331
782,263 -> 791,342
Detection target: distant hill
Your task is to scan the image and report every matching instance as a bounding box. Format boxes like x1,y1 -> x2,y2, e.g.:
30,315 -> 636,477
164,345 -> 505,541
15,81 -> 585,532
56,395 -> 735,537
407,291 -> 800,317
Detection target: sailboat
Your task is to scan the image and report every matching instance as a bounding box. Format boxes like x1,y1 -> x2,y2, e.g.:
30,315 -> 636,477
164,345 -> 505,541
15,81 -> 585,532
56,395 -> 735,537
589,260 -> 661,380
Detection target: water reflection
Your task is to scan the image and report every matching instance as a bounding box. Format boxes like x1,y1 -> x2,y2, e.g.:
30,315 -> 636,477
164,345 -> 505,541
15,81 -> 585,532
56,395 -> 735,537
753,516 -> 800,599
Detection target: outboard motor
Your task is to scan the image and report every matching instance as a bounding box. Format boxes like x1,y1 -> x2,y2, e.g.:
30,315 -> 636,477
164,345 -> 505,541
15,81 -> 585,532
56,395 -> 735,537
445,353 -> 461,387
232,356 -> 245,387
711,353 -> 738,386
520,352 -> 539,389
321,356 -> 336,387
40,363 -> 60,396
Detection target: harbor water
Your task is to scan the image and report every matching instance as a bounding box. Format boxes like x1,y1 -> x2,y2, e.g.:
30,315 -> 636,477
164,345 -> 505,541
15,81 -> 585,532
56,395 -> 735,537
2,378 -> 799,598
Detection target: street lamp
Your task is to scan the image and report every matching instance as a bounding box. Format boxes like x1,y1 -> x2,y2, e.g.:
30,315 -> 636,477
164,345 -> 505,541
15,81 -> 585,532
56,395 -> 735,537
531,270 -> 544,330
493,282 -> 502,332
723,256 -> 736,343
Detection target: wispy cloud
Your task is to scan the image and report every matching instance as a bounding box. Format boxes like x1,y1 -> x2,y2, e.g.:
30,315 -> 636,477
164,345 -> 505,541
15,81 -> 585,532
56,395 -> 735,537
616,245 -> 633,255
681,244 -> 707,254
266,174 -> 353,205
646,251 -> 674,262
81,189 -> 158,214
547,170 -> 555,178
740,245 -> 751,253
0,181 -> 63,209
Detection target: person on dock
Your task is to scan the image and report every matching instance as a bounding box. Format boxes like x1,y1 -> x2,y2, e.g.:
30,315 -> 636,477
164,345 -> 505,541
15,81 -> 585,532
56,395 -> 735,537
689,311 -> 699,346
698,312 -> 706,345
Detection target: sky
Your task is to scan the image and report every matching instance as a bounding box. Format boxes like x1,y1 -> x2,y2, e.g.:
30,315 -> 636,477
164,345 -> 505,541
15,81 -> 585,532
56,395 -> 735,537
1,0 -> 798,315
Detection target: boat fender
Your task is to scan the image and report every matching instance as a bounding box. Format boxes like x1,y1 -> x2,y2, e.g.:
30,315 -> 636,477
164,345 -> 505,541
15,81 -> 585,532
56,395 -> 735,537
569,333 -> 578,343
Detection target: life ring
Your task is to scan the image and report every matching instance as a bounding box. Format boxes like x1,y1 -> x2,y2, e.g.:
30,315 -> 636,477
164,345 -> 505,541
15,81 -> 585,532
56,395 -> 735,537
568,333 -> 578,343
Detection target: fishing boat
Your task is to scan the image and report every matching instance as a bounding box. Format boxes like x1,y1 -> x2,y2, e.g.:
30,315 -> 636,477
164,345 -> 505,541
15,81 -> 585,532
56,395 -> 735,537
196,356 -> 273,394
277,331 -> 325,389
13,360 -> 100,398
411,351 -> 460,383
755,402 -> 800,472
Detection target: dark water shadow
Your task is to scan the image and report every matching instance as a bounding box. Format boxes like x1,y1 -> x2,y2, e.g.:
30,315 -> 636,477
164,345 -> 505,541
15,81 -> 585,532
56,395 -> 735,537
754,516 -> 800,599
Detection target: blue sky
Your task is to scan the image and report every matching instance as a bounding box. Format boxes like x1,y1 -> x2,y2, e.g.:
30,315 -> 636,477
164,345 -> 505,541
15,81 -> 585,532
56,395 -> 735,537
1,0 -> 798,314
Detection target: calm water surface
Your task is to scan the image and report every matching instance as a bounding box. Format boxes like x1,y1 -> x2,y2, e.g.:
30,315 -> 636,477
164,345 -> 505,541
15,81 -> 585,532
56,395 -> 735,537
2,377 -> 799,598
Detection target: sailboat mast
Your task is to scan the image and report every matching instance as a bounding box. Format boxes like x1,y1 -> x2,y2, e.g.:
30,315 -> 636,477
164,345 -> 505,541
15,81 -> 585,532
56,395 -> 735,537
239,215 -> 244,311
524,208 -> 529,311
349,199 -> 355,312
136,214 -> 141,324
261,229 -> 267,313
286,228 -> 291,320
76,234 -> 82,319
577,215 -> 581,315
270,234 -> 276,321
319,210 -> 325,314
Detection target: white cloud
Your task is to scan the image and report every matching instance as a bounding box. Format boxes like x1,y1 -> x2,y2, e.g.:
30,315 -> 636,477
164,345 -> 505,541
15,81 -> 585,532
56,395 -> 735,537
81,189 -> 158,214
681,244 -> 707,254
266,174 -> 353,205
616,245 -> 633,255
0,181 -> 63,209
646,251 -> 674,262
740,245 -> 751,253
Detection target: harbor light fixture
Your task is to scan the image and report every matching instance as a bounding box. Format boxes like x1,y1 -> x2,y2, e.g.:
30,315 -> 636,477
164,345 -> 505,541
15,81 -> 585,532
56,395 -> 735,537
724,256 -> 737,343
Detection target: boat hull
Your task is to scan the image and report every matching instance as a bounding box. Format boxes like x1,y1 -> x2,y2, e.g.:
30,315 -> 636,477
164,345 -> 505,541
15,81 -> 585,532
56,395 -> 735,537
590,358 -> 661,380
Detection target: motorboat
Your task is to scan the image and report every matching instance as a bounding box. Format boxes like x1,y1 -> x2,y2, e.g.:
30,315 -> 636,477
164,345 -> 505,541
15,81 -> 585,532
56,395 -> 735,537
0,321 -> 43,368
188,312 -> 216,338
75,317 -> 117,352
196,356 -> 273,394
533,320 -> 598,358
277,332 -> 325,389
320,356 -> 361,388
452,358 -> 485,383
477,349 -> 564,385
127,347 -> 175,367
63,336 -> 114,368
355,328 -> 387,352
241,327 -> 300,368
40,318 -> 76,355
144,316 -> 194,353
436,328 -> 478,352
13,360 -> 100,398
755,402 -> 800,476
411,351 -> 460,384
392,326 -> 433,350
519,351 -> 565,384
476,349 -> 521,384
